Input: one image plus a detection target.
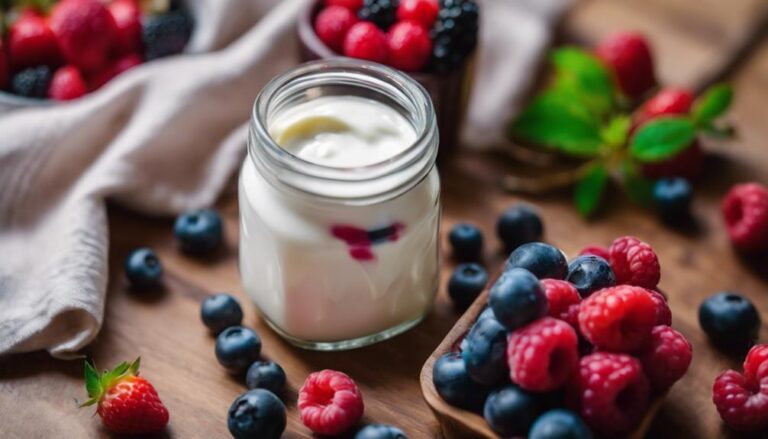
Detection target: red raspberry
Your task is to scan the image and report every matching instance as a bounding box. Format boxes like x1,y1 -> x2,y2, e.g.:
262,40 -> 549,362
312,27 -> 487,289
48,65 -> 87,100
343,22 -> 388,64
507,317 -> 579,392
386,21 -> 431,72
633,87 -> 694,128
571,352 -> 650,436
641,139 -> 704,181
578,285 -> 657,352
713,369 -> 768,432
325,0 -> 364,11
744,344 -> 768,387
648,289 -> 671,325
108,0 -> 142,56
541,279 -> 581,328
298,370 -> 364,436
608,236 -> 661,289
595,32 -> 656,99
578,245 -> 610,262
7,10 -> 61,71
315,6 -> 358,53
397,0 -> 439,29
639,325 -> 692,392
49,0 -> 117,72
89,53 -> 143,90
721,183 -> 768,253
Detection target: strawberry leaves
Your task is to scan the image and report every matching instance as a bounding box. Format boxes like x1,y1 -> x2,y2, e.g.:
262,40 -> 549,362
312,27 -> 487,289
80,357 -> 141,407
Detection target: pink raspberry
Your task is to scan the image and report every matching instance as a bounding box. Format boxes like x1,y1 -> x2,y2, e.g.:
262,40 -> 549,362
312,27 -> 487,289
315,5 -> 359,53
298,370 -> 364,436
343,22 -> 388,63
578,285 -> 657,352
649,289 -> 672,325
571,352 -> 650,436
744,344 -> 768,387
639,325 -> 692,392
713,370 -> 768,432
608,236 -> 661,289
507,317 -> 579,392
721,183 -> 768,253
541,279 -> 581,329
578,245 -> 610,262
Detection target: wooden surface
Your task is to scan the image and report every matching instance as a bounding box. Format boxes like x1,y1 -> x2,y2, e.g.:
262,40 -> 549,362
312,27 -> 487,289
2,0 -> 768,437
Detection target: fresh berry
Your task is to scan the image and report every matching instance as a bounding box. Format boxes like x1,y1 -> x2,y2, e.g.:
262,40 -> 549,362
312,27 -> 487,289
489,268 -> 547,331
298,370 -> 365,436
462,314 -> 508,385
326,0 -> 365,10
246,361 -> 287,395
639,325 -> 692,392
483,385 -> 539,437
642,139 -> 704,181
49,0 -> 117,72
578,285 -> 657,352
80,358 -> 169,435
387,21 -> 431,72
448,223 -> 483,261
0,40 -> 7,89
10,65 -> 53,99
476,306 -> 496,322
358,0 -> 399,30
699,292 -> 760,352
200,293 -> 243,334
355,424 -> 407,439
89,52 -> 143,89
507,317 -> 579,392
432,352 -> 490,410
649,289 -> 672,326
595,32 -> 655,99
571,353 -> 649,435
7,11 -> 61,71
653,177 -> 693,220
634,87 -> 694,128
528,409 -> 593,439
228,389 -> 286,439
429,0 -> 479,72
447,263 -> 488,309
608,236 -> 661,289
505,242 -> 568,280
124,247 -> 163,289
48,65 -> 87,101
721,182 -> 768,253
744,344 -> 768,386
565,255 -> 616,297
578,245 -> 610,261
712,369 -> 768,432
215,326 -> 262,373
109,0 -> 143,55
315,5 -> 359,53
541,279 -> 581,328
397,0 -> 439,28
142,10 -> 194,61
174,208 -> 224,255
496,204 -> 543,252
343,22 -> 388,63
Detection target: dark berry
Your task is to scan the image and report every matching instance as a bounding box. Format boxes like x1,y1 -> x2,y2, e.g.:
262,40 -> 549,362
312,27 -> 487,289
10,65 -> 52,98
505,242 -> 567,280
461,315 -> 508,385
448,223 -> 483,261
432,352 -> 490,410
200,293 -> 243,334
565,255 -> 616,297
447,263 -> 488,309
215,326 -> 262,373
496,204 -> 543,252
124,247 -> 163,289
358,0 -> 399,30
489,268 -> 547,331
174,208 -> 224,255
246,361 -> 286,395
355,424 -> 407,439
699,292 -> 760,353
528,409 -> 593,439
429,0 -> 479,72
483,385 -> 539,437
227,389 -> 286,439
653,177 -> 692,220
477,306 -> 496,322
142,10 -> 193,61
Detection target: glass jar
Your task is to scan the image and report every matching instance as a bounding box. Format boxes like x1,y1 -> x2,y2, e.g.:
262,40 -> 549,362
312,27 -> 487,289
239,59 -> 441,350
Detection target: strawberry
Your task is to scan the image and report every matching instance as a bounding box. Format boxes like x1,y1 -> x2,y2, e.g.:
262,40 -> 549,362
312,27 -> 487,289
634,87 -> 694,129
89,52 -> 143,89
80,358 -> 169,435
7,10 -> 61,71
49,65 -> 87,100
108,0 -> 143,56
49,0 -> 117,72
596,32 -> 656,100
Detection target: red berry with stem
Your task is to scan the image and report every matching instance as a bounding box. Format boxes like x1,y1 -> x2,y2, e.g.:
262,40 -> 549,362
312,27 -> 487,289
386,21 -> 432,72
596,31 -> 656,99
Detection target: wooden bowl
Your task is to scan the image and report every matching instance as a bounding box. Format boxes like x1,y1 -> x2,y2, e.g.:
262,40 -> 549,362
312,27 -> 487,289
420,289 -> 665,439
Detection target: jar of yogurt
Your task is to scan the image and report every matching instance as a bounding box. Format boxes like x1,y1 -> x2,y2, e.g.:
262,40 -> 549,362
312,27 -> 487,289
239,59 -> 440,350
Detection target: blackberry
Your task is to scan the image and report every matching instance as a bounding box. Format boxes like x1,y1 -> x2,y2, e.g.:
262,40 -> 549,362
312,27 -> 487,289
358,0 -> 399,30
142,10 -> 194,61
430,0 -> 479,72
10,66 -> 52,99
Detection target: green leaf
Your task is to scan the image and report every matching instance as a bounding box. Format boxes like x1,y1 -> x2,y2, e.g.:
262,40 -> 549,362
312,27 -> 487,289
551,47 -> 615,118
629,117 -> 696,162
574,164 -> 609,218
84,361 -> 101,400
621,162 -> 654,206
600,115 -> 631,148
692,83 -> 733,123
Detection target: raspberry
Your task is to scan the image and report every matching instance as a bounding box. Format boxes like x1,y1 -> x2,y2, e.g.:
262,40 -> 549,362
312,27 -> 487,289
578,285 -> 657,352
649,289 -> 672,325
634,87 -> 694,129
326,0 -> 364,10
315,6 -> 359,53
639,325 -> 692,392
343,22 -> 388,63
595,32 -> 656,99
541,279 -> 581,328
713,370 -> 768,432
507,317 -> 579,392
721,183 -> 768,253
578,245 -> 610,261
744,344 -> 768,387
386,21 -> 431,71
571,352 -> 650,436
608,236 -> 661,289
396,0 -> 439,29
298,370 -> 364,436
48,65 -> 87,100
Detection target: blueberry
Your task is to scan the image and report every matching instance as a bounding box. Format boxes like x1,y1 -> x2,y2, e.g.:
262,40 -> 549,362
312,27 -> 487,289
528,409 -> 593,439
477,306 -> 496,322
432,352 -> 490,410
246,361 -> 286,395
565,255 -> 616,297
483,385 -> 540,437
462,316 -> 508,385
699,292 -> 760,353
124,247 -> 163,289
355,424 -> 408,439
653,177 -> 692,220
215,326 -> 262,373
448,263 -> 488,309
227,389 -> 286,439
174,208 -> 223,255
505,242 -> 567,280
497,204 -> 543,252
201,293 -> 243,334
490,268 -> 547,331
449,223 -> 484,261
143,10 -> 194,61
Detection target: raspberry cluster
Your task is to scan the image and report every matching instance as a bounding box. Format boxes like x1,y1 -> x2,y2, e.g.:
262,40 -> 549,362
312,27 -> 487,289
713,344 -> 768,432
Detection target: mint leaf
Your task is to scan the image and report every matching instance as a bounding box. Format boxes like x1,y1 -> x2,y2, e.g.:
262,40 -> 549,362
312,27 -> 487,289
601,115 -> 631,148
574,164 -> 609,218
692,83 -> 733,123
621,161 -> 654,206
551,47 -> 615,118
629,117 -> 696,162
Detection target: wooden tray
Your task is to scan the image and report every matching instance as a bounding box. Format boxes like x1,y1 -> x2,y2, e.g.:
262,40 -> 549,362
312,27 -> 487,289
420,290 -> 664,439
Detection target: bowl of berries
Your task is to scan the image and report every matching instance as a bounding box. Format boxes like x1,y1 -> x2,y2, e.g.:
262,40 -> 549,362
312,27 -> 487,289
0,0 -> 193,109
299,0 -> 480,154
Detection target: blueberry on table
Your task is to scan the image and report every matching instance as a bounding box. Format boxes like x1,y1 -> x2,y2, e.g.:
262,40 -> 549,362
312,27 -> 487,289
505,242 -> 567,280
565,255 -> 616,297
227,389 -> 286,439
174,208 -> 223,255
124,247 -> 163,289
201,293 -> 243,334
215,326 -> 262,373
355,424 -> 408,439
448,263 -> 488,310
490,268 -> 547,331
483,385 -> 540,438
462,316 -> 508,385
528,409 -> 593,439
699,292 -> 760,353
246,361 -> 286,395
496,204 -> 543,252
432,352 -> 490,410
653,177 -> 692,220
448,223 -> 484,261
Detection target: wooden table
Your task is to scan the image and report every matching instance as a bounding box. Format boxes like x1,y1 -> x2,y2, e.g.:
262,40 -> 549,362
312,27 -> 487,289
2,1 -> 767,437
